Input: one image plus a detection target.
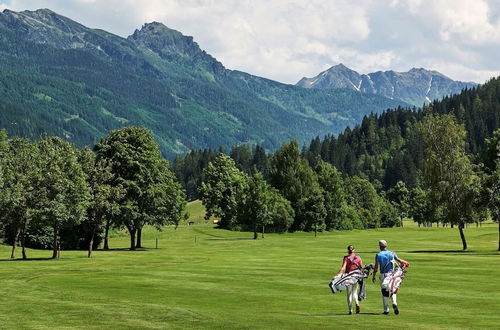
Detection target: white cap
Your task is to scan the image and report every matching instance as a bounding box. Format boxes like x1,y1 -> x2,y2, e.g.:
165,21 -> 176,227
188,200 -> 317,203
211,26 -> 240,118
378,240 -> 387,247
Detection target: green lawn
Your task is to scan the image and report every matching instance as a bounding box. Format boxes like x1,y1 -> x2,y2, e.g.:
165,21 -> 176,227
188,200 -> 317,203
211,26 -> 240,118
182,200 -> 216,225
0,221 -> 499,329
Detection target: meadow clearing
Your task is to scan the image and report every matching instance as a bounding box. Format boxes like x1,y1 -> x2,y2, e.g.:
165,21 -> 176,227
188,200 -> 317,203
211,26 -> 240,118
0,202 -> 499,329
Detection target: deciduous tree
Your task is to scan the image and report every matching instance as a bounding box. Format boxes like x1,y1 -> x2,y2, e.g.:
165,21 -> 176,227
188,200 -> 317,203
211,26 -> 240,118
35,137 -> 90,259
0,138 -> 39,259
199,154 -> 248,229
422,113 -> 476,250
78,148 -> 124,257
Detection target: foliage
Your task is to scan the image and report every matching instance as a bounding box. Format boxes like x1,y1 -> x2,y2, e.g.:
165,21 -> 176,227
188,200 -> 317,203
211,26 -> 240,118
344,176 -> 381,228
95,126 -> 186,250
421,113 -> 477,249
239,172 -> 294,237
386,181 -> 410,227
408,188 -> 434,226
34,136 -> 90,258
0,138 -> 39,258
78,147 -> 125,257
315,160 -> 346,230
303,78 -> 500,191
198,154 -> 248,229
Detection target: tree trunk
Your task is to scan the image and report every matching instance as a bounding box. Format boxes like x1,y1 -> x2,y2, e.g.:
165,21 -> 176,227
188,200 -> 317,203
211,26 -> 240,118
10,226 -> 21,259
400,216 -> 404,228
135,227 -> 142,249
103,218 -> 111,250
498,220 -> 499,251
21,229 -> 27,260
88,227 -> 96,258
52,227 -> 59,259
128,227 -> 137,251
458,224 -> 467,250
253,230 -> 258,240
314,223 -> 317,238
261,224 -> 265,239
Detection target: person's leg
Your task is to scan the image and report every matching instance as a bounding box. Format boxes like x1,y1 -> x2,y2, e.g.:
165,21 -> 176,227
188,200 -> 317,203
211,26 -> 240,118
380,274 -> 389,314
353,282 -> 360,313
392,293 -> 399,315
346,285 -> 353,314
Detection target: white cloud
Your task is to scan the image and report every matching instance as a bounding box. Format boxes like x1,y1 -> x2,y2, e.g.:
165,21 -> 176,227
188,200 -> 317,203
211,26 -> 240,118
2,0 -> 499,84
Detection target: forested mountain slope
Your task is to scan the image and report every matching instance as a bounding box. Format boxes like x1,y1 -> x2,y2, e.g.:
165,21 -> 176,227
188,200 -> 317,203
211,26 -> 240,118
173,76 -> 499,199
0,9 -> 407,156
303,77 -> 500,189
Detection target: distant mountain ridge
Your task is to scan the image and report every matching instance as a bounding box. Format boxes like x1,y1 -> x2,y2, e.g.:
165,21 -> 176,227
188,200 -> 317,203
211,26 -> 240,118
0,9 -> 408,155
297,64 -> 477,106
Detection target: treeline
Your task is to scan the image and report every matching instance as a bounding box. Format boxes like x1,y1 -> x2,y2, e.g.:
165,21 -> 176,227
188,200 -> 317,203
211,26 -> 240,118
194,120 -> 500,249
174,78 -> 500,196
173,77 -> 500,249
198,141 -> 404,239
0,126 -> 186,259
303,77 -> 500,189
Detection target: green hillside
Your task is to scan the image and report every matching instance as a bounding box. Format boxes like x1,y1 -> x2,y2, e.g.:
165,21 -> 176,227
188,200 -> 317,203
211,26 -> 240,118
0,9 -> 408,156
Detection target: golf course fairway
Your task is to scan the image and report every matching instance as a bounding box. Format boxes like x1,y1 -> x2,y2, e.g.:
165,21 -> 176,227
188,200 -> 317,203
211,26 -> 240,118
0,220 -> 499,329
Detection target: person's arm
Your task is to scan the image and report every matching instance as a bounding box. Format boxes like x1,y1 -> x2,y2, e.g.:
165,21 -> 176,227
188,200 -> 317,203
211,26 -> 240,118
337,258 -> 347,275
372,261 -> 379,283
396,257 -> 410,267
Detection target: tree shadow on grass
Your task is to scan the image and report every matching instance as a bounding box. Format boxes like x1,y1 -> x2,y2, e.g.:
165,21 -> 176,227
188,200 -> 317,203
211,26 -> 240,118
0,257 -> 54,262
298,312 -> 380,317
205,238 -> 254,241
97,248 -> 153,252
408,250 -> 500,255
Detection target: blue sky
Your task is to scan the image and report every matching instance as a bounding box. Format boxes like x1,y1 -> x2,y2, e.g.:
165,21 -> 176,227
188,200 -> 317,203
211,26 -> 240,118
1,0 -> 499,84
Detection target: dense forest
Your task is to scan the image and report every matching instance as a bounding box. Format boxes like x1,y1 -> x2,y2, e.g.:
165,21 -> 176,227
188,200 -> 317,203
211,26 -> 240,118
175,77 -> 500,195
173,77 -> 500,250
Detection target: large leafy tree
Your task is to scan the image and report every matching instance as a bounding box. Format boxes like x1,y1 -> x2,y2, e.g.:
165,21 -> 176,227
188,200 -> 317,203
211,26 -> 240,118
315,160 -> 345,230
95,126 -> 185,250
199,154 -> 248,229
302,186 -> 327,237
482,129 -> 500,250
408,187 -> 434,227
422,113 -> 476,250
269,140 -> 320,231
386,181 -> 410,227
34,136 -> 90,259
0,138 -> 40,259
344,176 -> 381,228
78,148 -> 124,257
240,172 -> 293,239
141,159 -> 187,239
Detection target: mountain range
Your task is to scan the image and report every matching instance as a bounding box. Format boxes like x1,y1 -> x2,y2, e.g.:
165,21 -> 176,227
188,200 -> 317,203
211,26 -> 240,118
0,9 -> 476,156
297,64 -> 477,106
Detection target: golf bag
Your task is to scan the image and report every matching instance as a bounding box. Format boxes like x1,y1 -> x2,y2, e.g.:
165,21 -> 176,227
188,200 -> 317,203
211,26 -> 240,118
329,264 -> 374,294
381,263 -> 407,296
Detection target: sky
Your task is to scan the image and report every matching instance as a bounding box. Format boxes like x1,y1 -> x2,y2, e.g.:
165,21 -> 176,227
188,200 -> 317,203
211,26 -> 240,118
1,0 -> 499,84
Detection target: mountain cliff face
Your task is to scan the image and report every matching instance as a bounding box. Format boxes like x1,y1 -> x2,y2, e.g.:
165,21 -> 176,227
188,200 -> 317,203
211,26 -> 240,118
0,9 -> 408,156
297,64 -> 477,106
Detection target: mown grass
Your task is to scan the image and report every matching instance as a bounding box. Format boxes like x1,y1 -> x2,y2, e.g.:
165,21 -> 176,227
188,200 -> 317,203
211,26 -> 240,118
182,200 -> 216,225
0,220 -> 499,329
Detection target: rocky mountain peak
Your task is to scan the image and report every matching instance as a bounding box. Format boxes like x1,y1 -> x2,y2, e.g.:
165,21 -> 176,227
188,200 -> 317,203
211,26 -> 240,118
128,21 -> 225,75
297,64 -> 477,106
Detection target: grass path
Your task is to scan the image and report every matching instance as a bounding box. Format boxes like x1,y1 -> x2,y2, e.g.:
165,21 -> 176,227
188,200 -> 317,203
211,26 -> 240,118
0,222 -> 499,329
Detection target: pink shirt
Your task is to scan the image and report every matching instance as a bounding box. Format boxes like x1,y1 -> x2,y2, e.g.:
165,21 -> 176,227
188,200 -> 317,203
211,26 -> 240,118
344,254 -> 362,272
